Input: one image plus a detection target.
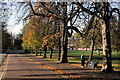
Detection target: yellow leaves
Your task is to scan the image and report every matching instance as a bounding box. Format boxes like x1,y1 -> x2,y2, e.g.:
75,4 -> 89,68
50,16 -> 52,19
53,14 -> 56,17
50,35 -> 54,39
22,10 -> 60,50
43,35 -> 49,39
9,13 -> 12,15
50,14 -> 56,19
34,5 -> 38,11
22,43 -> 24,47
37,2 -> 40,7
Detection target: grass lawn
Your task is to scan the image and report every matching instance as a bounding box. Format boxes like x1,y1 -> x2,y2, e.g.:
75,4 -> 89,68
30,50 -> 120,71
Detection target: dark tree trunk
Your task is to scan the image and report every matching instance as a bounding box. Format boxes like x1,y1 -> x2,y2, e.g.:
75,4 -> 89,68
43,45 -> 47,58
39,49 -> 42,56
49,48 -> 53,59
31,49 -> 33,54
58,37 -> 61,61
35,50 -> 38,56
60,2 -> 68,63
89,38 -> 94,61
61,34 -> 68,63
101,20 -> 113,72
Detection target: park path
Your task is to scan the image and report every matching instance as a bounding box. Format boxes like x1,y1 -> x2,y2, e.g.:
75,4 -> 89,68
0,52 -> 8,80
23,54 -> 120,80
1,51 -> 120,80
1,53 -> 70,80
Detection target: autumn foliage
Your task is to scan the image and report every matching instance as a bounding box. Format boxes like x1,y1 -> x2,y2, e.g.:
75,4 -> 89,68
22,4 -> 60,51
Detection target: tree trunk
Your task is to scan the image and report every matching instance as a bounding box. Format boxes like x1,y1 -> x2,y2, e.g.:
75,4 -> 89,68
97,49 -> 100,55
31,49 -> 33,54
89,38 -> 94,61
60,2 -> 68,63
35,50 -> 38,56
101,20 -> 113,72
49,48 -> 53,59
58,37 -> 61,61
40,49 -> 42,56
61,32 -> 68,63
43,45 -> 47,58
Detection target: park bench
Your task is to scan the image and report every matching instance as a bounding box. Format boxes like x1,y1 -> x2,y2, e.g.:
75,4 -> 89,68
86,61 -> 99,69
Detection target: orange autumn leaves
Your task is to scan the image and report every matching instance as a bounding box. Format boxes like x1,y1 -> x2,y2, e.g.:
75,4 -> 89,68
22,15 -> 60,50
22,16 -> 43,50
0,2 -> 12,16
42,33 -> 60,49
22,2 -> 59,50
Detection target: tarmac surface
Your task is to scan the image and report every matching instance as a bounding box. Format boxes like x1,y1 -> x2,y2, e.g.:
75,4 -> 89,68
0,51 -> 120,80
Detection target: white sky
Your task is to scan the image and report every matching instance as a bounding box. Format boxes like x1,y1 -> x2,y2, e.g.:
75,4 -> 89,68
7,23 -> 23,35
5,2 -> 23,36
5,1 -> 120,36
7,14 -> 23,36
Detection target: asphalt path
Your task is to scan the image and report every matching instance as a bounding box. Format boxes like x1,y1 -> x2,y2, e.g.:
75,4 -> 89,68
0,52 -> 8,80
1,51 -> 70,80
1,51 -> 120,80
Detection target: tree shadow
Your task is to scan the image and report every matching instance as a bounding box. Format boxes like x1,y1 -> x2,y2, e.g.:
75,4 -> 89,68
6,69 -> 48,72
2,78 -> 72,80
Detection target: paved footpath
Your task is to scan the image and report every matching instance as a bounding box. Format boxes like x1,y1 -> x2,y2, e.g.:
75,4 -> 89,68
0,52 -> 8,80
1,53 -> 70,80
1,53 -> 120,80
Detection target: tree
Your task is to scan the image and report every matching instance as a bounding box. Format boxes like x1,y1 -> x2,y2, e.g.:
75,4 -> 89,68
27,2 -> 80,62
75,2 -> 120,72
110,15 -> 120,52
87,17 -> 102,61
22,16 -> 46,54
12,1 -> 120,72
2,23 -> 12,51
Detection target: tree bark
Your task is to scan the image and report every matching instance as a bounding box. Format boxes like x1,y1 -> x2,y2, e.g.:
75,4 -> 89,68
61,31 -> 68,63
101,20 -> 113,72
58,37 -> 61,61
60,2 -> 68,63
40,49 -> 42,56
35,50 -> 38,56
89,38 -> 94,61
49,48 -> 53,59
43,45 -> 47,58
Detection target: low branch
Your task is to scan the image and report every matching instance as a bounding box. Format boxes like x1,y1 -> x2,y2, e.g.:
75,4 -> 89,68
110,8 -> 120,18
67,26 -> 83,37
67,31 -> 72,37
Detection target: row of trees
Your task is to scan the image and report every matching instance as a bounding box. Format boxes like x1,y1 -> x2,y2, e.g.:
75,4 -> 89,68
2,23 -> 13,51
2,22 -> 22,51
0,1 -> 14,51
22,15 -> 61,59
21,2 -> 120,72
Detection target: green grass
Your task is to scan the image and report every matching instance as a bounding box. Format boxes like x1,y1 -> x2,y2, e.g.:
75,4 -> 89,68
31,50 -> 120,71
